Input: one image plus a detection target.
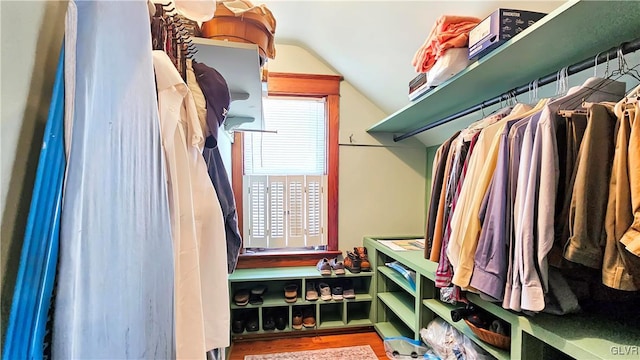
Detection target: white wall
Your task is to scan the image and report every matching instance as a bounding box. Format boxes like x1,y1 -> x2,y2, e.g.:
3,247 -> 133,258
1,0 -> 67,344
268,44 -> 427,252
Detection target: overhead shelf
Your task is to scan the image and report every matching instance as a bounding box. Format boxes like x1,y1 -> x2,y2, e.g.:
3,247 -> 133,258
366,0 -> 640,135
191,37 -> 265,132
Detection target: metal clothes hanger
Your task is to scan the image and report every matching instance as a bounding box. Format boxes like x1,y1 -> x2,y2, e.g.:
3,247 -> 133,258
612,45 -> 640,82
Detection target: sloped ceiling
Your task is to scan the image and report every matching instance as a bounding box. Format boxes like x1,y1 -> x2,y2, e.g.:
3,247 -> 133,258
260,0 -> 564,117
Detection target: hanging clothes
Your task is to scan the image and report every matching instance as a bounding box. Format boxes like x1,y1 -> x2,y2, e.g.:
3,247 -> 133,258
425,132 -> 458,260
470,100 -> 548,302
564,104 -> 618,268
54,1 -> 174,358
550,113 -> 588,268
192,61 -> 243,274
186,60 -> 210,139
514,77 -> 625,312
618,99 -> 640,280
153,50 -> 231,356
434,107 -> 511,288
603,100 -> 640,291
501,114 -> 536,309
447,104 -> 533,290
427,131 -> 459,262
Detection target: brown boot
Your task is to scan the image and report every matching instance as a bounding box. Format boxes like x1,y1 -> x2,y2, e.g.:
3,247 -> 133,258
354,247 -> 371,272
344,252 -> 361,273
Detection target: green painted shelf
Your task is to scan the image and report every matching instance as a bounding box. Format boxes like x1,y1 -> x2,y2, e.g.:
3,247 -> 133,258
350,294 -> 373,302
466,292 -> 640,359
230,293 -> 299,309
367,0 -> 640,135
378,266 -> 415,295
374,322 -> 413,339
229,265 -> 375,338
318,320 -> 346,329
229,266 -> 372,282
372,239 -> 437,281
364,237 -> 640,360
231,328 -> 290,337
521,312 -> 640,360
347,318 -> 374,326
423,299 -> 510,360
377,292 -> 415,330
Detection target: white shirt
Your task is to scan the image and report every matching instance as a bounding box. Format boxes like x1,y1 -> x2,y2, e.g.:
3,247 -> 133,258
153,51 -> 230,358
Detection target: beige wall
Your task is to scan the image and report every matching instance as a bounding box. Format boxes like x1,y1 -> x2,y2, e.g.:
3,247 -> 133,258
268,44 -> 426,252
1,0 -> 67,344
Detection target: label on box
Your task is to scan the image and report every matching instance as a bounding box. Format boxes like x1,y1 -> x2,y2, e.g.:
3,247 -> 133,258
469,16 -> 491,47
468,8 -> 546,60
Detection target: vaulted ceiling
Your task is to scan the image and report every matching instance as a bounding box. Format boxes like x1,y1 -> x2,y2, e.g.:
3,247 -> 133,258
260,0 -> 564,116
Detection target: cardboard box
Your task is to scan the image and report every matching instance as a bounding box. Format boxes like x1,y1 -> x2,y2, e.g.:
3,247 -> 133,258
469,9 -> 546,60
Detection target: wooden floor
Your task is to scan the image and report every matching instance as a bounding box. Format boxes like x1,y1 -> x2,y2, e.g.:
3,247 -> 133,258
228,331 -> 387,359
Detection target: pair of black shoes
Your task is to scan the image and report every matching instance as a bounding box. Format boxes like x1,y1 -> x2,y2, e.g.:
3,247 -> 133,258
232,310 -> 287,333
232,311 -> 259,333
263,309 -> 287,331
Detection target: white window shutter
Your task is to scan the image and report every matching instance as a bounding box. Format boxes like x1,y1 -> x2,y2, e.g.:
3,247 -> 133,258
287,175 -> 305,247
268,176 -> 287,248
306,175 -> 324,246
245,175 -> 268,248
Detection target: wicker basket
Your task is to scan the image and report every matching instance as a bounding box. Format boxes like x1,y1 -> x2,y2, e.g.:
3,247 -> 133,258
464,319 -> 510,350
201,17 -> 270,61
201,1 -> 276,64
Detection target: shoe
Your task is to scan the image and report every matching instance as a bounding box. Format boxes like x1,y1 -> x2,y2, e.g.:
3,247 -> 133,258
329,255 -> 346,275
232,313 -> 245,334
233,289 -> 250,306
332,286 -> 343,301
343,279 -> 356,299
275,311 -> 287,330
306,282 -> 318,301
302,309 -> 316,328
284,283 -> 298,303
249,293 -> 263,305
292,310 -> 303,330
246,315 -> 259,332
251,285 -> 267,296
344,252 -> 361,274
354,247 -> 371,271
263,312 -> 276,331
318,282 -> 332,301
316,258 -> 332,275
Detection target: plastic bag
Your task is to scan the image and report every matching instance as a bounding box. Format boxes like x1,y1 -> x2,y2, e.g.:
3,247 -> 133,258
439,286 -> 457,305
420,318 -> 492,360
383,337 -> 434,359
426,48 -> 471,87
385,261 -> 417,290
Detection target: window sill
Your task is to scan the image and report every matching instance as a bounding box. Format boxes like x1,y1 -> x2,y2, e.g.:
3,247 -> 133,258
235,250 -> 342,269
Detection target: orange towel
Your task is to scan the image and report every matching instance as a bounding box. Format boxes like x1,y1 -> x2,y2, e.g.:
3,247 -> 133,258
412,15 -> 481,73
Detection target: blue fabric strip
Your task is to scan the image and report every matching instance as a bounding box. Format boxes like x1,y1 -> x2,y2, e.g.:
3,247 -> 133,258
3,46 -> 65,360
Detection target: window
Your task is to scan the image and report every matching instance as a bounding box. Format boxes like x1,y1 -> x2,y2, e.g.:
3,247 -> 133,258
243,98 -> 327,248
231,73 -> 342,266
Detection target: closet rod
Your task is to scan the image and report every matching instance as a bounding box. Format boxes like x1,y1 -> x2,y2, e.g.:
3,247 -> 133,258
394,36 -> 640,142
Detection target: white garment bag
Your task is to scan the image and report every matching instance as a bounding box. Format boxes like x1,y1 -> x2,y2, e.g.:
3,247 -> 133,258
54,1 -> 175,358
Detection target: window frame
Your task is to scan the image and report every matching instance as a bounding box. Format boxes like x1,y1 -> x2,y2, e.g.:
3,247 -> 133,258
232,72 -> 343,268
